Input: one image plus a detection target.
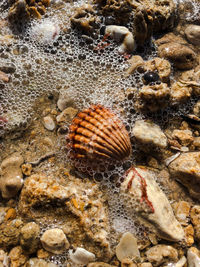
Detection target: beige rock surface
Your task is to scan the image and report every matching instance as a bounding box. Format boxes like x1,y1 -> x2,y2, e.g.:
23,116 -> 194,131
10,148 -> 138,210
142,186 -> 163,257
168,152 -> 200,198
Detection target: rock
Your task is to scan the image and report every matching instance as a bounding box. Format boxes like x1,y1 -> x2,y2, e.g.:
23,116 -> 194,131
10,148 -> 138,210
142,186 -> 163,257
164,256 -> 186,267
139,83 -> 170,112
126,55 -> 144,75
145,57 -> 171,83
0,219 -> 23,249
25,258 -> 57,267
0,153 -> 24,199
132,120 -> 167,149
190,205 -> 200,242
21,163 -> 32,176
9,246 -> 28,267
120,167 -> 184,241
187,247 -> 200,267
133,6 -> 153,46
170,81 -> 192,104
43,116 -> 55,131
173,201 -> 191,226
87,263 -> 115,267
70,4 -> 98,34
20,222 -> 40,254
57,94 -> 75,111
193,101 -> 200,116
121,258 -> 137,267
158,42 -> 196,70
56,107 -> 78,126
184,224 -> 194,246
185,25 -> 200,46
139,263 -> 152,267
40,228 -> 69,254
116,232 -> 140,262
193,137 -> 200,149
171,129 -> 194,146
146,245 -> 178,266
18,174 -> 72,216
69,247 -> 95,265
168,152 -> 200,198
0,249 -> 9,267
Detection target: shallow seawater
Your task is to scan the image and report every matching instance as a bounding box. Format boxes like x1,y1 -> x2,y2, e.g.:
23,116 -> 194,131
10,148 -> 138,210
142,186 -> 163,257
0,0 -> 200,266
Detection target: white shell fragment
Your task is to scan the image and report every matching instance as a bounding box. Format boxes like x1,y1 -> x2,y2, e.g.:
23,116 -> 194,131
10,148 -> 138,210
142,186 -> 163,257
43,116 -> 55,131
120,167 -> 185,242
116,232 -> 140,262
105,25 -> 136,53
69,247 -> 95,265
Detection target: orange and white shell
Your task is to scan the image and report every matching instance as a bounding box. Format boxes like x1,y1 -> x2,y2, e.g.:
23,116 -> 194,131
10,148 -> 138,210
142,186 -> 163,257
67,104 -> 132,162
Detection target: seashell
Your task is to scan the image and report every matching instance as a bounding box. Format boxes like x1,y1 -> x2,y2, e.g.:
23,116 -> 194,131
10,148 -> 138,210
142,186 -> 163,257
67,104 -> 132,163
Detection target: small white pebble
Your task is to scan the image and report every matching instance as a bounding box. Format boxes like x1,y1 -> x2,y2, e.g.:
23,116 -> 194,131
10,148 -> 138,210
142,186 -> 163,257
69,247 -> 95,265
116,232 -> 140,262
43,116 -> 55,131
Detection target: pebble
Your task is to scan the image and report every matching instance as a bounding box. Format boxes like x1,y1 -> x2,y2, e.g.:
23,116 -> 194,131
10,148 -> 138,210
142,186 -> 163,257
43,116 -> 55,131
185,25 -> 200,46
173,201 -> 191,226
120,167 -> 184,242
0,153 -> 24,199
172,129 -> 194,146
9,246 -> 28,267
5,208 -> 16,221
168,152 -> 200,198
69,247 -> 95,265
184,224 -> 194,246
116,232 -> 140,262
40,228 -> 69,254
25,258 -> 57,267
57,93 -> 75,111
88,263 -> 116,267
139,83 -> 170,112
187,247 -> 200,267
132,120 -> 167,149
21,163 -> 32,176
193,137 -> 200,149
56,107 -> 78,125
170,81 -> 192,104
20,222 -> 40,254
146,245 -> 178,266
139,263 -> 152,267
0,219 -> 23,249
190,205 -> 200,242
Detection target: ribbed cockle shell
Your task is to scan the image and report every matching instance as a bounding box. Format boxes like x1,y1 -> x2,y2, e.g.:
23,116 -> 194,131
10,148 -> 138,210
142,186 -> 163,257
68,104 -> 132,163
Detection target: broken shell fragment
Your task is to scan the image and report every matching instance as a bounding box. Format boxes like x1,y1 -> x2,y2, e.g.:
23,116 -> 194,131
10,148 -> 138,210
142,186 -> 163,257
120,167 -> 184,242
67,104 -> 132,165
105,25 -> 136,53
